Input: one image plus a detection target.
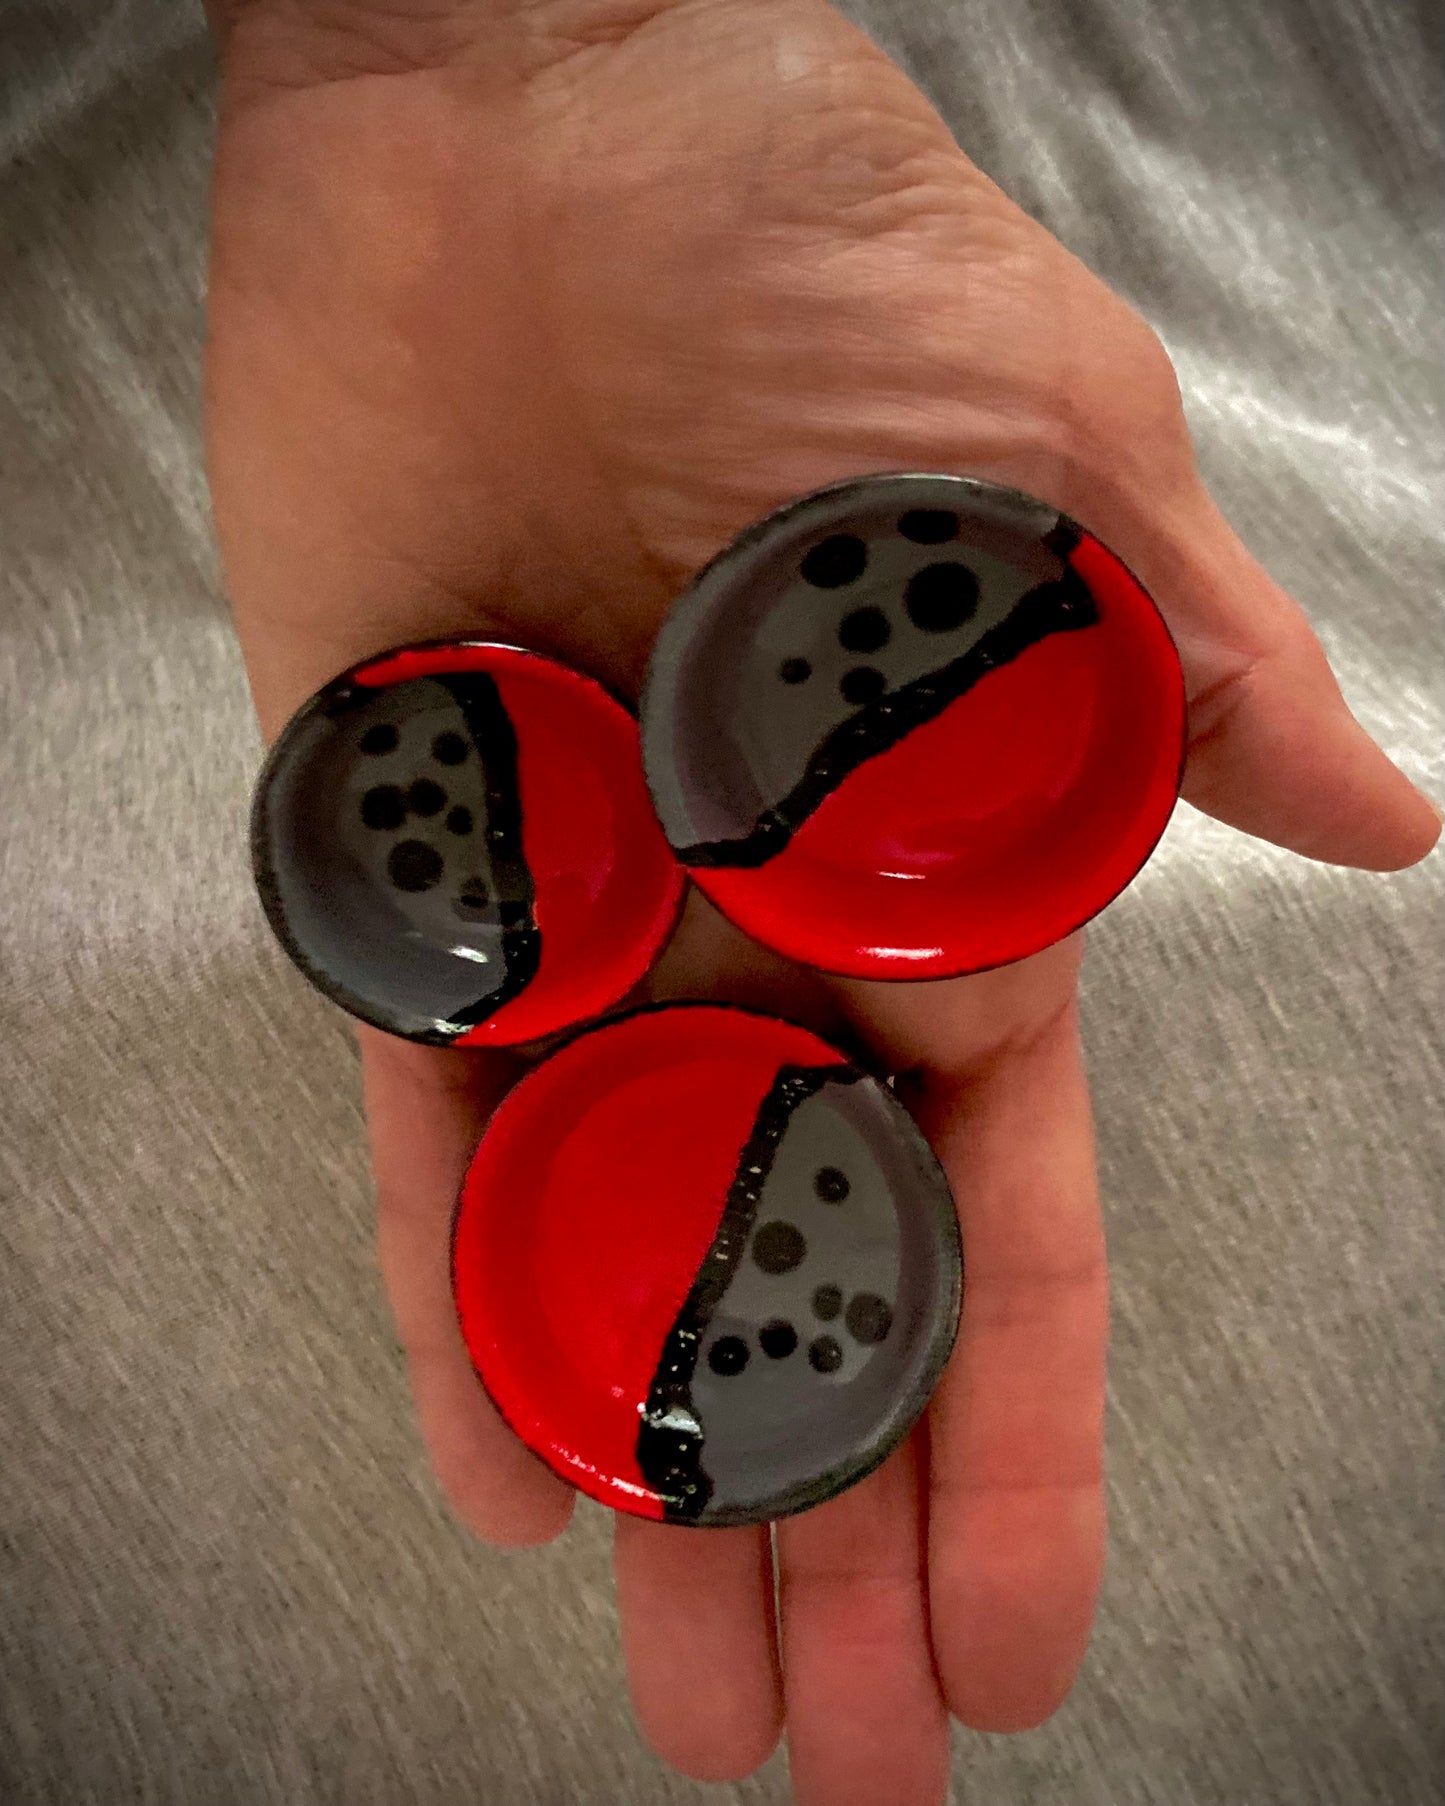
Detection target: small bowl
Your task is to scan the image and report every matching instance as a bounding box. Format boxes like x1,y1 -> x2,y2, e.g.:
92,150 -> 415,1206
252,641 -> 684,1047
452,1003 -> 962,1527
640,472 -> 1186,979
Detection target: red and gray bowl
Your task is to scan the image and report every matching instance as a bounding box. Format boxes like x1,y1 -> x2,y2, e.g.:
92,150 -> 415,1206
251,641 -> 684,1047
640,472 -> 1187,979
452,1004 -> 962,1527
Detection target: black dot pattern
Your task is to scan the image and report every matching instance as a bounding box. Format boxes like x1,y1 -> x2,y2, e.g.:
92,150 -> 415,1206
432,731 -> 468,765
759,1320 -> 798,1360
454,874 -> 490,911
675,1071 -> 910,1430
813,1167 -> 850,1204
845,1293 -> 893,1345
840,666 -> 886,707
360,785 -> 407,832
812,1284 -> 842,1321
779,657 -> 812,685
898,508 -> 959,545
359,723 -> 399,755
838,606 -> 890,654
446,805 -> 474,835
801,534 -> 868,589
387,840 -> 443,893
407,778 -> 446,818
905,562 -> 980,634
752,1220 -> 807,1275
708,1336 -> 750,1377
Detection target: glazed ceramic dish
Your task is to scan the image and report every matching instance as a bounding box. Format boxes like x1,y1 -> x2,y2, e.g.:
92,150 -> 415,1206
640,472 -> 1187,978
252,641 -> 684,1047
452,1004 -> 962,1527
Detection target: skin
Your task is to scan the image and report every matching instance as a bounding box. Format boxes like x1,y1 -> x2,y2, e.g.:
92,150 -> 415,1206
206,3 -> 1441,1800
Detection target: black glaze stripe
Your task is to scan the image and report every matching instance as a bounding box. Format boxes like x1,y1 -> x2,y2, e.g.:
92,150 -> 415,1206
676,558 -> 1098,870
437,672 -> 543,1030
636,1061 -> 859,1523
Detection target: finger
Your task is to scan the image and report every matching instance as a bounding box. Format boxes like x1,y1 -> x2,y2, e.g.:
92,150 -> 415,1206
775,1435 -> 950,1806
1022,310 -> 1441,872
612,1517 -> 782,1783
911,1002 -> 1107,1733
1148,482 -> 1440,869
362,1028 -> 575,1546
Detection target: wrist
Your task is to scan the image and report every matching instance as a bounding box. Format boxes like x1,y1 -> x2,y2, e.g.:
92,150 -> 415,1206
212,0 -> 693,66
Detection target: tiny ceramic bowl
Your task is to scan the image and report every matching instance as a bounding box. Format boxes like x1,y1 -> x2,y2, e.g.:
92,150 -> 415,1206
451,1003 -> 962,1527
640,472 -> 1187,979
251,640 -> 684,1047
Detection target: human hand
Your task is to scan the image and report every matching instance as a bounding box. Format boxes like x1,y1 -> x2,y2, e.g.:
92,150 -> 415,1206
206,3 -> 1440,1799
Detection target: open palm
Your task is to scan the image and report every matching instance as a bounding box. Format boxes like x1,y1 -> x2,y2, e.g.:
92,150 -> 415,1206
207,3 -> 1437,1800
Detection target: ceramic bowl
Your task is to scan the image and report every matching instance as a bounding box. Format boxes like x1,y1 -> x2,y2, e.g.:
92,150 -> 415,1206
452,1003 -> 962,1527
252,641 -> 683,1046
640,472 -> 1186,978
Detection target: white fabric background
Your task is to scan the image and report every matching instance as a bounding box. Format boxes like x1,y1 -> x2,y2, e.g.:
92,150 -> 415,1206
1,1 -> 1440,1800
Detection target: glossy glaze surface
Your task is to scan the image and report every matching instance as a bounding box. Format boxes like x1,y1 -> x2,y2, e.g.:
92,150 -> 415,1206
252,642 -> 684,1045
641,473 -> 1187,977
452,1004 -> 962,1526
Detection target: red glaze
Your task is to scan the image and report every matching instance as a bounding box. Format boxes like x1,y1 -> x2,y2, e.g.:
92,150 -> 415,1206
452,1006 -> 846,1517
692,531 -> 1185,978
356,643 -> 684,1046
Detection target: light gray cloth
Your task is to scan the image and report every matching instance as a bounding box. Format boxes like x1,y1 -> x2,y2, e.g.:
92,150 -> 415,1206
1,1 -> 1439,1801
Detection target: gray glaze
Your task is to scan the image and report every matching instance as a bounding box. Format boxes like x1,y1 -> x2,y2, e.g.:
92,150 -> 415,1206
642,473 -> 1065,852
689,1073 -> 960,1525
256,676 -> 522,1039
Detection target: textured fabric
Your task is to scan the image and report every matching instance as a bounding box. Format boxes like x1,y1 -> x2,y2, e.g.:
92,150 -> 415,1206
0,1 -> 1439,1801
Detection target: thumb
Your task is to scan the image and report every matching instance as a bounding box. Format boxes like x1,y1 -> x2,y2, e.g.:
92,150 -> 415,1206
1091,477 -> 1439,872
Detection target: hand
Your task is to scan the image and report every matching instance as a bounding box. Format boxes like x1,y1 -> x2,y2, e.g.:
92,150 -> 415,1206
206,3 -> 1440,1800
